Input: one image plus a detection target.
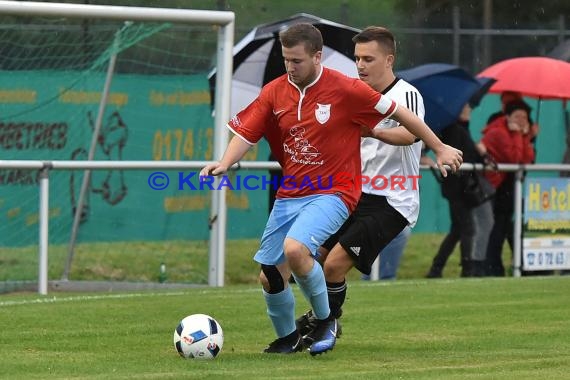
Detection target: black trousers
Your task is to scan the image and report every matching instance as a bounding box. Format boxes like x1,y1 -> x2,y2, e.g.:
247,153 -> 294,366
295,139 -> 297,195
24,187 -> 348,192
485,179 -> 515,276
430,199 -> 464,269
431,199 -> 478,270
431,196 -> 493,276
485,208 -> 514,276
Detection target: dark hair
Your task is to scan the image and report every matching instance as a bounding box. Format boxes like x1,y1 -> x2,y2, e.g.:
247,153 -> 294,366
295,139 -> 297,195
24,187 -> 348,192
279,23 -> 323,55
352,26 -> 396,56
504,100 -> 531,115
500,91 -> 522,102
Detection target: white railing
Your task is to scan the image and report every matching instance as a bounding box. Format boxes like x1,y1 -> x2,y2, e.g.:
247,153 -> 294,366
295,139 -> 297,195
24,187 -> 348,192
2,159 -> 569,294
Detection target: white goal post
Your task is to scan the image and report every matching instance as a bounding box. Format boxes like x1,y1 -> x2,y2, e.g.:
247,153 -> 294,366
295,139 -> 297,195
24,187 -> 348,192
0,0 -> 235,293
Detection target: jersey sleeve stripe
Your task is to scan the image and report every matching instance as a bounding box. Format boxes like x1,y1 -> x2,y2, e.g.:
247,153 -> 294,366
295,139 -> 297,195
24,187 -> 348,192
405,91 -> 419,116
226,123 -> 255,146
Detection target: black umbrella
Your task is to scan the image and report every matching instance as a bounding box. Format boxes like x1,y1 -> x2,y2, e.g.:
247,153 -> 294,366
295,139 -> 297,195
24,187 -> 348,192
208,13 -> 360,115
469,76 -> 497,107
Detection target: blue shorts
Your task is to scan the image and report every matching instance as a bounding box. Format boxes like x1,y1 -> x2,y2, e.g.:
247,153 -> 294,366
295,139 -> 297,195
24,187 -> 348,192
254,194 -> 349,266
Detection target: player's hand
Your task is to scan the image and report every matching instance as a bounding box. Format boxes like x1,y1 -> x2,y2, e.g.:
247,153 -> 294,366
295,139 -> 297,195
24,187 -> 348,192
199,162 -> 228,179
360,125 -> 373,137
435,144 -> 463,177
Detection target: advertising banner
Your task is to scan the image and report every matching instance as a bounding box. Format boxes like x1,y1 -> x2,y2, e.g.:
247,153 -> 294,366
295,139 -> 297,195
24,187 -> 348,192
523,177 -> 570,271
0,71 -> 269,246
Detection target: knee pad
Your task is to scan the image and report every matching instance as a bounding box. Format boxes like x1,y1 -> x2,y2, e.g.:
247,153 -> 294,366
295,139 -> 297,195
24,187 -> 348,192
261,264 -> 284,294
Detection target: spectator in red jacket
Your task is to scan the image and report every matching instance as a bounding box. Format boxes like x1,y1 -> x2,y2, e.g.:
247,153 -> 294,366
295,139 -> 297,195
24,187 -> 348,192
478,99 -> 536,276
486,91 -> 525,125
480,100 -> 536,187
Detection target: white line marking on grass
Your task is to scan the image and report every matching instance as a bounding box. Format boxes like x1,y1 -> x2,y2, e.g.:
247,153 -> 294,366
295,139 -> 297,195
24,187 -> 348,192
0,287 -> 260,307
0,292 -> 182,307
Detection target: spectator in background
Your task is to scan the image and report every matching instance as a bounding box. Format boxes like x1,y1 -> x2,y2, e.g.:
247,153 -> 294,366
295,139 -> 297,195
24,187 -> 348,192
425,104 -> 494,278
486,91 -> 524,124
487,91 -> 539,146
479,100 -> 536,276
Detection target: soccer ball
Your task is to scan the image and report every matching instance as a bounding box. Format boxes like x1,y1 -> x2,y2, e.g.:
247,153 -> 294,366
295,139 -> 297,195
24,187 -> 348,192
173,314 -> 224,359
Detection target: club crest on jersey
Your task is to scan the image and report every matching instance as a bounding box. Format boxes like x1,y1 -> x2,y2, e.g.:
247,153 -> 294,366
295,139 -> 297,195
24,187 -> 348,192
315,103 -> 331,124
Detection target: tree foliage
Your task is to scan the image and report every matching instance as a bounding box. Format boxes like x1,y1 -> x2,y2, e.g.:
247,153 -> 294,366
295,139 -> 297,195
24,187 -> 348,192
393,0 -> 570,28
1,0 -> 568,72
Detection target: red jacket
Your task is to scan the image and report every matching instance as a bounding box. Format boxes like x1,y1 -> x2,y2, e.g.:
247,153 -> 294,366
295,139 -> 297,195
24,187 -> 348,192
481,115 -> 535,188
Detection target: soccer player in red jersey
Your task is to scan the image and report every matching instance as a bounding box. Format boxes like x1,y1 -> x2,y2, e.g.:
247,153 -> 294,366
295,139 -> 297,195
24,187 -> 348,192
200,23 -> 462,355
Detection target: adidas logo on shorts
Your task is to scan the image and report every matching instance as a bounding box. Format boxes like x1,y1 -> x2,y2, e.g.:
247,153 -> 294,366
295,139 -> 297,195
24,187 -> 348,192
350,246 -> 361,256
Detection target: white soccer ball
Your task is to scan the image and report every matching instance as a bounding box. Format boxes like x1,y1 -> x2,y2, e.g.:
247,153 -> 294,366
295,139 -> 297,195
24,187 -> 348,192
173,314 -> 224,359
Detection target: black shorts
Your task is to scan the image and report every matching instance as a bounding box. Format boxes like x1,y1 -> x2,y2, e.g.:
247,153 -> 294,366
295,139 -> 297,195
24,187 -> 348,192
322,193 -> 409,275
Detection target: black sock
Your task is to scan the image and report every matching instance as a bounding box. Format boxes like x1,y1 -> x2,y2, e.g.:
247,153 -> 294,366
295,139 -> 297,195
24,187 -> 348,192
326,280 -> 346,319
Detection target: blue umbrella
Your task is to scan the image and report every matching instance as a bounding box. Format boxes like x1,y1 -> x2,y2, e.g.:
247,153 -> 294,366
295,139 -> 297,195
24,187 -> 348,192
470,76 -> 497,107
397,63 -> 491,132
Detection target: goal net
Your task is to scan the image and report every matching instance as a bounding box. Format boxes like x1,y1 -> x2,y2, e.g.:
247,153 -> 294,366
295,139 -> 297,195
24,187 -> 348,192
0,4 -> 267,291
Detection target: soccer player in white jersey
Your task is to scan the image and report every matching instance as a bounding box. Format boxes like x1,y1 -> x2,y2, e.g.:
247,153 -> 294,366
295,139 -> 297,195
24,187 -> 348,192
297,26 -> 426,344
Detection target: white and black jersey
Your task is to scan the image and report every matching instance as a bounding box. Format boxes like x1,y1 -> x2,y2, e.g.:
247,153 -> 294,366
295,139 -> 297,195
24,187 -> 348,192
360,78 -> 425,227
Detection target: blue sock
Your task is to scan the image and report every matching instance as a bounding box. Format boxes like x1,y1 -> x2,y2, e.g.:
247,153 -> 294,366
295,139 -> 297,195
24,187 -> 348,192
263,286 -> 296,338
292,262 -> 330,320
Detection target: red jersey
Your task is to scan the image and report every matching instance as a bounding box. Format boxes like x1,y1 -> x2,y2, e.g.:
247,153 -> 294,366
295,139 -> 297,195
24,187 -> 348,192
227,67 -> 397,212
481,115 -> 536,188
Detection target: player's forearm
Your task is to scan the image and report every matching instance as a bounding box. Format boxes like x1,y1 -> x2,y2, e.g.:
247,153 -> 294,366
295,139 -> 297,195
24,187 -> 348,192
219,135 -> 253,168
370,126 -> 416,146
392,106 -> 446,152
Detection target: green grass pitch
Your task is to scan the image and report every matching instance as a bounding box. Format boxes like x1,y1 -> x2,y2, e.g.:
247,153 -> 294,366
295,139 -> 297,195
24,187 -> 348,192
1,276 -> 570,379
